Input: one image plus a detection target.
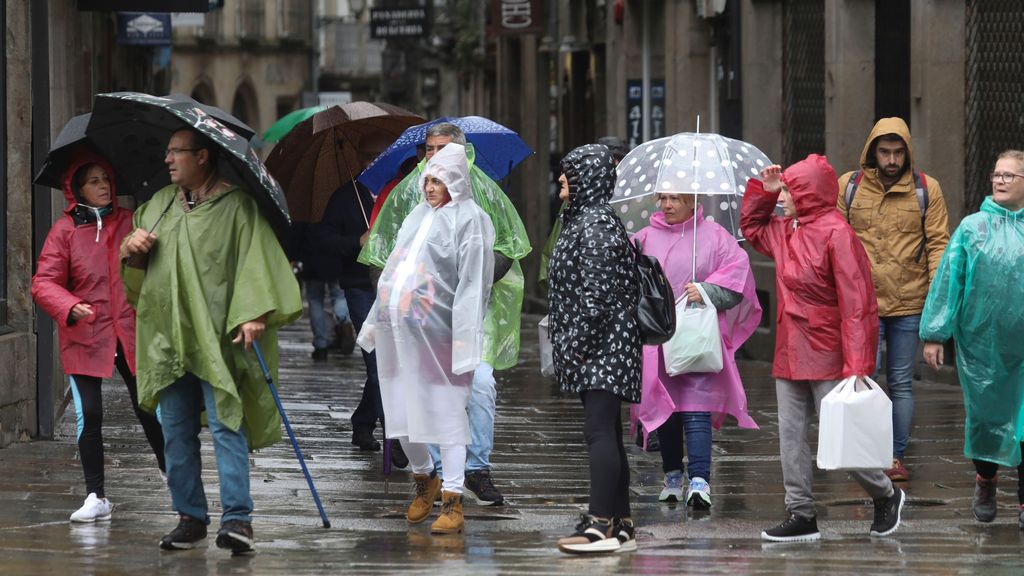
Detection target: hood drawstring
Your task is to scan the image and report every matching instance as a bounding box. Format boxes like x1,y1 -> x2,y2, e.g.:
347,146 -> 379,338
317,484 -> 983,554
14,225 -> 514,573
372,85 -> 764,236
90,206 -> 104,242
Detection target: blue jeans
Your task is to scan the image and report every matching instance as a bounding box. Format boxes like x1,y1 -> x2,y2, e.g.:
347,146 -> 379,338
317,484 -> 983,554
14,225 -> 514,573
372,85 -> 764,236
306,280 -> 350,350
159,373 -> 252,524
345,286 -> 384,433
430,362 -> 496,473
657,412 -> 712,481
877,314 -> 921,460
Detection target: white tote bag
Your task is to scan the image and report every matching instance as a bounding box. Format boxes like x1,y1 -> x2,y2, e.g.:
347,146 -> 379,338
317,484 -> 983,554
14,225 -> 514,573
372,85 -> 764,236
662,284 -> 723,375
816,376 -> 893,470
538,315 -> 555,377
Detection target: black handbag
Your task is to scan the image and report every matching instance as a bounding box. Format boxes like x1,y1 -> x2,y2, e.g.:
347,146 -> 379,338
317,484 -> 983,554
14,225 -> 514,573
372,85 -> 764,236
630,238 -> 676,345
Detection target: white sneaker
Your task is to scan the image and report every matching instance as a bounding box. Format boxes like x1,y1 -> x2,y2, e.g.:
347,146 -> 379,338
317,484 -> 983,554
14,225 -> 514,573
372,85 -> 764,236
659,470 -> 685,502
686,477 -> 712,509
70,493 -> 112,523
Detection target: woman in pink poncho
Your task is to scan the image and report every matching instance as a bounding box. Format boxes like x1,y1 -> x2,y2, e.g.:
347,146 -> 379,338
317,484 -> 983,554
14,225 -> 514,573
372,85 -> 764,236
631,192 -> 761,509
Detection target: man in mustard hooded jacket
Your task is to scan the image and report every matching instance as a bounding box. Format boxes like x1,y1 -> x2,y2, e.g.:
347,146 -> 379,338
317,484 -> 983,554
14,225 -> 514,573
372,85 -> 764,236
838,117 -> 950,481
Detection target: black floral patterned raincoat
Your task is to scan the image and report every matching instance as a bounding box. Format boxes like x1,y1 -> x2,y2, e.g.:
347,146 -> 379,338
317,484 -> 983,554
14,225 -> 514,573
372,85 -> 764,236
549,144 -> 642,403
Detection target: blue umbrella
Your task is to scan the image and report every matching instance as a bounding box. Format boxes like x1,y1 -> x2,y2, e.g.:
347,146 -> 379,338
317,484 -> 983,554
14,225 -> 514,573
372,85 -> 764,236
357,116 -> 533,192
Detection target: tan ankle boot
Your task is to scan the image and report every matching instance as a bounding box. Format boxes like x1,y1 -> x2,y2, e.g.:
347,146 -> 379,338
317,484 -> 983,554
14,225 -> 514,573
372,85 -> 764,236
430,490 -> 464,534
407,473 -> 442,524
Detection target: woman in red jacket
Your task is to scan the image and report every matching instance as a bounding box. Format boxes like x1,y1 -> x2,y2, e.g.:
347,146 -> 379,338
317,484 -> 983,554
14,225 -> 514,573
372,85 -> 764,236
31,149 -> 165,523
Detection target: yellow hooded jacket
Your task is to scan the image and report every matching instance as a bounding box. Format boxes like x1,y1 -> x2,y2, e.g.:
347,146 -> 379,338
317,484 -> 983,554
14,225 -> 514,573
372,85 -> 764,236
838,117 -> 950,317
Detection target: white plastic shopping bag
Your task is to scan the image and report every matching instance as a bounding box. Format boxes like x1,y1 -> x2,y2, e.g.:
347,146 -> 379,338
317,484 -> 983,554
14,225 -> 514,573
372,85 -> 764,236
662,283 -> 723,375
816,376 -> 893,470
538,315 -> 554,377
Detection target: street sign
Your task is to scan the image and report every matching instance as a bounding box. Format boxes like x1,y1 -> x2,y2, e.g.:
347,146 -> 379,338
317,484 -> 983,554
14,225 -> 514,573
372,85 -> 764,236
626,79 -> 666,148
491,0 -> 544,36
369,8 -> 428,39
116,12 -> 172,45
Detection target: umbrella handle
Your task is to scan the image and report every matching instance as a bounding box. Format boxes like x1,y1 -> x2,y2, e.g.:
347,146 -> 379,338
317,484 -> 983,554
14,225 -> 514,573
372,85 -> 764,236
252,341 -> 332,529
148,195 -> 177,234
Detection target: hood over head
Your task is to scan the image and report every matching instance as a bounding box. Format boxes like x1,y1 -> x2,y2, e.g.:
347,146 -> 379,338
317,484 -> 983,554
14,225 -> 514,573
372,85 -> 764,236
560,144 -> 615,216
419,142 -> 472,205
782,154 -> 839,221
60,146 -> 118,214
860,116 -> 915,173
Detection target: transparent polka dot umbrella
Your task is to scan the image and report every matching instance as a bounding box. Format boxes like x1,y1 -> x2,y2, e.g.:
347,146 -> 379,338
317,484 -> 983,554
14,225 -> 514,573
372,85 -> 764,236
610,132 -> 772,240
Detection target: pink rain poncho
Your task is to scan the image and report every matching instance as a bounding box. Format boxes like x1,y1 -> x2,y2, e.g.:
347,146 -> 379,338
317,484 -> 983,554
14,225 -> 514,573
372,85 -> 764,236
631,206 -> 762,435
359,144 -> 495,445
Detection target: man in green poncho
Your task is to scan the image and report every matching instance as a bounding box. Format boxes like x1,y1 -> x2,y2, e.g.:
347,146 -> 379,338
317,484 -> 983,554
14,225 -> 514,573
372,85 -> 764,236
120,128 -> 302,555
359,122 -> 531,505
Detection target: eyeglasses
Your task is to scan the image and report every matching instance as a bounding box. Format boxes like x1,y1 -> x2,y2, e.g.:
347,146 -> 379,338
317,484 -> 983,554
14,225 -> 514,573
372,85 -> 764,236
989,172 -> 1024,184
165,147 -> 200,157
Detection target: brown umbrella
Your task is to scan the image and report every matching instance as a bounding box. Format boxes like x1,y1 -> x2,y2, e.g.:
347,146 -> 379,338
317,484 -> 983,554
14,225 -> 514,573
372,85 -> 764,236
265,101 -> 423,223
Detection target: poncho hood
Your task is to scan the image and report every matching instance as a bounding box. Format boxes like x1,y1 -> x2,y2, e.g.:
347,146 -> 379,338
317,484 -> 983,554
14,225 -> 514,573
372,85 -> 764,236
561,144 -> 616,218
419,143 -> 472,205
783,154 -> 839,223
982,195 -> 1024,221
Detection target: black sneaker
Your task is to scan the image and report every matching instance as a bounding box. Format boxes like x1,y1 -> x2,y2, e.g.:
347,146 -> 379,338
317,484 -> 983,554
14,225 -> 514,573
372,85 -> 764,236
311,347 -> 329,361
556,514 -> 619,554
870,487 -> 906,536
159,514 -> 208,550
390,439 -> 409,469
464,470 -> 504,506
760,514 -> 820,542
613,517 -> 637,552
352,429 -> 380,451
634,429 -> 661,452
216,519 -> 255,556
972,475 -> 997,523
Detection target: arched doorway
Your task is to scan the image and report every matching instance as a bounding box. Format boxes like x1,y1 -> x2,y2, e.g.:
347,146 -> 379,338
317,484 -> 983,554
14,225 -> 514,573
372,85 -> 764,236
190,81 -> 216,106
231,80 -> 259,130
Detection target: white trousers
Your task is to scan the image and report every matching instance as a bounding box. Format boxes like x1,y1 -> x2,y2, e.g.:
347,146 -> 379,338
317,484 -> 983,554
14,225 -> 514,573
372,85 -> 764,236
401,439 -> 466,494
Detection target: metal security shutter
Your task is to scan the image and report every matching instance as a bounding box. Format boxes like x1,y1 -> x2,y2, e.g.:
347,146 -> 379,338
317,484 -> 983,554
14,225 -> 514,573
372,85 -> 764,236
782,0 -> 825,166
965,1 -> 1024,212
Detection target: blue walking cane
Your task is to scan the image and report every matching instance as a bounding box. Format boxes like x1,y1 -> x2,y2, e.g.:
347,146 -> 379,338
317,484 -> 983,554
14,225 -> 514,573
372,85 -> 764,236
251,341 -> 331,528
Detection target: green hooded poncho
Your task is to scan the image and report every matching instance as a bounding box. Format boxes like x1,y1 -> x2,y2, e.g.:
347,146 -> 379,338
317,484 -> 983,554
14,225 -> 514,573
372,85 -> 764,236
920,197 -> 1024,467
358,144 -> 531,370
122,184 -> 303,450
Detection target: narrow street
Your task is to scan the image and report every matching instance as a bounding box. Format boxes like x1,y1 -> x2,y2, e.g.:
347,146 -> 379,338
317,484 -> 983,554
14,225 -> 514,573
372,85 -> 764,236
1,313 -> 1021,574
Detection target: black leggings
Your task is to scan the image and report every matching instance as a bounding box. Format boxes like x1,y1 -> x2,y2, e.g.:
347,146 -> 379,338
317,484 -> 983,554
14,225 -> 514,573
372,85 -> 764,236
581,390 -> 631,519
973,442 -> 1024,504
70,343 -> 165,498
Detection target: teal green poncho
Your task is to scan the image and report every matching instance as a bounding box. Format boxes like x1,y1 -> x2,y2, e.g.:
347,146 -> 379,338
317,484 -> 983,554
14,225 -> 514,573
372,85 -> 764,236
920,197 -> 1024,466
123,185 -> 303,450
358,144 -> 531,370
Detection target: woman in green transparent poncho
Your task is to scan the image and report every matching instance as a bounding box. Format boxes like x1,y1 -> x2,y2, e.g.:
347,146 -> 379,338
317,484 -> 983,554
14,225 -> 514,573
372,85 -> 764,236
920,150 -> 1024,524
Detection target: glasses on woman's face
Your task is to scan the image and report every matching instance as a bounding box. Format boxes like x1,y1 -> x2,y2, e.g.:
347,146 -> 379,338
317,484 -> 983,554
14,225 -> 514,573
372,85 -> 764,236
989,172 -> 1024,184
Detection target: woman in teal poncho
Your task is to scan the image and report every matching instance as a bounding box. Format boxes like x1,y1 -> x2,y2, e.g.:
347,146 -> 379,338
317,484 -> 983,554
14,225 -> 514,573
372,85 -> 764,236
920,150 -> 1024,526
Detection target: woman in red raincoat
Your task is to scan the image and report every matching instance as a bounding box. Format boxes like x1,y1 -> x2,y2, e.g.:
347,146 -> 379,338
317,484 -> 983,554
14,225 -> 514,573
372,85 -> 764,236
740,154 -> 903,542
31,148 -> 165,523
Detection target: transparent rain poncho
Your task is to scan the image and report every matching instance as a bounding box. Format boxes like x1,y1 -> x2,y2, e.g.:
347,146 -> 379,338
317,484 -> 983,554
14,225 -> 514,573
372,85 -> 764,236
359,144 -> 495,445
920,197 -> 1024,466
359,143 -> 529,369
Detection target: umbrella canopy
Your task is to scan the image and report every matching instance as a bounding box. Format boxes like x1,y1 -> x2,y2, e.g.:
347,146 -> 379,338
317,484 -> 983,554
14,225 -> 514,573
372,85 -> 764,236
265,101 -> 423,223
611,132 -> 772,239
357,116 -> 533,193
33,113 -> 135,193
261,105 -> 326,144
80,92 -> 290,231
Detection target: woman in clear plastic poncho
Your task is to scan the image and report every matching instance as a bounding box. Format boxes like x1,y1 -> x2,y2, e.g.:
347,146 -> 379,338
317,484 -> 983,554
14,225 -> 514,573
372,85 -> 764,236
920,150 -> 1024,525
358,143 -> 495,534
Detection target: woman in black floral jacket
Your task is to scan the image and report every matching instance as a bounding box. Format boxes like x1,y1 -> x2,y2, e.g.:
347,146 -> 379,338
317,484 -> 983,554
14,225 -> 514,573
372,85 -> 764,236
549,144 -> 642,554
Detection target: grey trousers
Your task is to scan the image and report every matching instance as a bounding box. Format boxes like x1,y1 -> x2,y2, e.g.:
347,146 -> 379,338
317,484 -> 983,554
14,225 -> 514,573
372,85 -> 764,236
776,378 -> 894,519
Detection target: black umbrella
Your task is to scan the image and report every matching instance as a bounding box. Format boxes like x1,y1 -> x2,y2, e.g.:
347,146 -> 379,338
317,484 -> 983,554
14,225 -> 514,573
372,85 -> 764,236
80,92 -> 289,231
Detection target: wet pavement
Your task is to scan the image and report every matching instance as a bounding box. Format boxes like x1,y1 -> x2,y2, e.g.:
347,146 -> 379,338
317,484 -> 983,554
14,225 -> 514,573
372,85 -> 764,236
2,313 -> 1023,574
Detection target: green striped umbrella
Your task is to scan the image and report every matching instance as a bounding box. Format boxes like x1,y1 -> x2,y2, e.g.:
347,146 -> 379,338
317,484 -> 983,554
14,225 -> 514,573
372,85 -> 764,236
262,105 -> 326,144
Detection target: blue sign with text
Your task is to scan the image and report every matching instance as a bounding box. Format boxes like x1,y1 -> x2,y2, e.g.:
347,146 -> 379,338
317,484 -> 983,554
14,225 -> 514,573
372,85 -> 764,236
117,12 -> 172,45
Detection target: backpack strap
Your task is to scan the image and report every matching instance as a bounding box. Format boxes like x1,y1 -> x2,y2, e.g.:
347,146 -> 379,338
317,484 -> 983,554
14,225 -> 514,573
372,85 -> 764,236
913,171 -> 929,263
843,170 -> 863,223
